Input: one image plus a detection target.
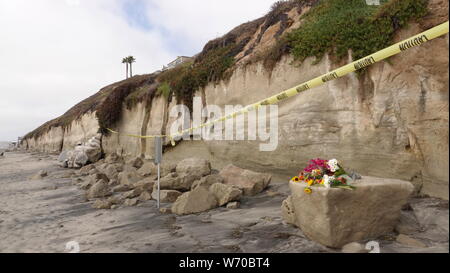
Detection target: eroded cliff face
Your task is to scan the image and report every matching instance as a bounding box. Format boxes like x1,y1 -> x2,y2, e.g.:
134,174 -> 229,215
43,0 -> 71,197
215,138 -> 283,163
102,96 -> 171,158
163,25 -> 448,200
21,2 -> 449,199
23,111 -> 99,154
23,126 -> 64,153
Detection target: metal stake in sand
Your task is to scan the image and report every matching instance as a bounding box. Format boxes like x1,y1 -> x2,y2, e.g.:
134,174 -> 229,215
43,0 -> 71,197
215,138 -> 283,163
154,137 -> 162,209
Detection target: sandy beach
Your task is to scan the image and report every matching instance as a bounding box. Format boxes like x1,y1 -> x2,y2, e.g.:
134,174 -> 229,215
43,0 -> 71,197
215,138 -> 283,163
0,151 -> 448,253
0,151 -> 326,253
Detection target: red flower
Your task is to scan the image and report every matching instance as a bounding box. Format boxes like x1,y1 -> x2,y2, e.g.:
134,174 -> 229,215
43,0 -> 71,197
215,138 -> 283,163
303,158 -> 328,173
337,177 -> 347,184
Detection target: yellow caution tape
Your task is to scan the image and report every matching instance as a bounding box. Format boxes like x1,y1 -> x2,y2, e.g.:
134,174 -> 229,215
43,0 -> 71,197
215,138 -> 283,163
105,128 -> 166,139
107,21 -> 449,145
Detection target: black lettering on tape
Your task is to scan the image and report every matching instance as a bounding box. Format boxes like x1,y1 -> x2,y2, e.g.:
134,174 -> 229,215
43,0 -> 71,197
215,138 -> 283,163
296,83 -> 310,93
354,56 -> 376,70
321,72 -> 339,83
399,35 -> 429,51
276,93 -> 288,101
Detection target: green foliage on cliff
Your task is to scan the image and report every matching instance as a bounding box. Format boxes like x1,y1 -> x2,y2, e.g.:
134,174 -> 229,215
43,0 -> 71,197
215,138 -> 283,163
157,82 -> 171,99
281,0 -> 428,65
23,0 -> 431,141
156,45 -> 238,111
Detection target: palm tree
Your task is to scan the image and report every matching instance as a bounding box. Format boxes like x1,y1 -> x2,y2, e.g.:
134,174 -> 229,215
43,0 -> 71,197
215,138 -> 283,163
122,57 -> 129,79
127,56 -> 136,77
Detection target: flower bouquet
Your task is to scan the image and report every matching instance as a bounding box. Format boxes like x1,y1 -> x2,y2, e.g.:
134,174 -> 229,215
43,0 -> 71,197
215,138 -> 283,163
291,158 -> 356,194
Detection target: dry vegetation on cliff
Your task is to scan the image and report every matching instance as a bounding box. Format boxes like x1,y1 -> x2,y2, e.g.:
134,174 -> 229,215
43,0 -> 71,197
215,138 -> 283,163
23,74 -> 156,139
23,0 -> 433,141
96,75 -> 158,134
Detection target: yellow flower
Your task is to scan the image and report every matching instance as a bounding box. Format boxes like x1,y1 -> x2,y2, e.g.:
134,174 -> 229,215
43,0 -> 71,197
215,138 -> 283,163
291,176 -> 300,183
312,169 -> 322,176
307,179 -> 314,186
304,187 -> 312,194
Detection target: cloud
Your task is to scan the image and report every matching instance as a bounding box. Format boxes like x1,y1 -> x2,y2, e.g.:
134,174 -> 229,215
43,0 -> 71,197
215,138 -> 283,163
146,0 -> 275,54
0,0 -> 275,141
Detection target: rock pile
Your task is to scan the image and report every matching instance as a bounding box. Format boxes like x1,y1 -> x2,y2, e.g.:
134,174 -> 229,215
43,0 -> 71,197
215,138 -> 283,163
71,153 -> 158,209
71,156 -> 271,213
220,165 -> 272,196
59,134 -> 102,168
169,162 -> 271,215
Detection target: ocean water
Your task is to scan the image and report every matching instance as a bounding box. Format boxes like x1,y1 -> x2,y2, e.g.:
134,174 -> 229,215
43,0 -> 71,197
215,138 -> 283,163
0,141 -> 12,151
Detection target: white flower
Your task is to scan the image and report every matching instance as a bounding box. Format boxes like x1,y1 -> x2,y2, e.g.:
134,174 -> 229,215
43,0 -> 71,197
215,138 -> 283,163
323,175 -> 331,189
327,159 -> 340,172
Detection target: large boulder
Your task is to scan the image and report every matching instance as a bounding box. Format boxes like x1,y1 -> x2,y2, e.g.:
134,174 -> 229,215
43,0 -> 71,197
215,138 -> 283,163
72,148 -> 89,168
83,146 -> 102,163
395,211 -> 421,235
79,165 -> 96,176
101,164 -> 123,180
219,164 -> 271,196
79,180 -> 92,190
112,184 -> 133,193
87,135 -> 101,148
61,151 -> 73,168
90,173 -> 109,183
410,198 -> 449,242
158,172 -> 200,191
134,178 -> 155,193
191,175 -> 224,190
127,157 -> 144,169
160,162 -> 177,177
141,161 -> 177,177
176,158 -> 211,177
62,135 -> 102,169
123,198 -> 139,207
137,161 -> 155,177
139,191 -> 152,201
152,190 -> 182,203
92,199 -> 112,210
281,196 -> 296,225
78,173 -> 107,191
171,186 -> 218,215
105,153 -> 123,164
87,180 -> 111,199
58,151 -> 69,163
88,167 -> 100,176
122,187 -> 145,199
286,177 -> 414,248
209,183 -> 242,207
118,169 -> 143,186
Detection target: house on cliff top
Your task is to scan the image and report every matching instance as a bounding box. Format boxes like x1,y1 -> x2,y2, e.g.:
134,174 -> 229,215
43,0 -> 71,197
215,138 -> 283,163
162,56 -> 193,71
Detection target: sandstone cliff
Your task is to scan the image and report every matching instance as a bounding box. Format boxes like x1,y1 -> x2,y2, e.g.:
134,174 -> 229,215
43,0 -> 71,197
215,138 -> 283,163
21,0 -> 449,199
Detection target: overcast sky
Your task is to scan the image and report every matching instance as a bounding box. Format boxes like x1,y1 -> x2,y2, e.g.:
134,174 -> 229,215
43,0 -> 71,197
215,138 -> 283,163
0,0 -> 275,141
